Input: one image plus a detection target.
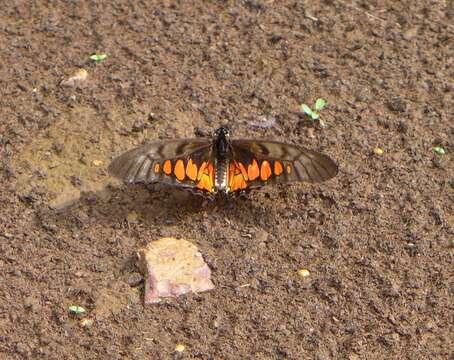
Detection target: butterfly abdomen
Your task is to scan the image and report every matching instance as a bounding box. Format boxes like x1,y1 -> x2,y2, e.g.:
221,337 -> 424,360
215,158 -> 229,192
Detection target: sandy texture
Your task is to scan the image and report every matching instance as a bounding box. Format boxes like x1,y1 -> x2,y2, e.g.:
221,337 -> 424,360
0,0 -> 452,359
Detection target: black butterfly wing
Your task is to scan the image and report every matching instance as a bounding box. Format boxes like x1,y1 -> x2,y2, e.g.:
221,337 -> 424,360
108,138 -> 215,193
229,139 -> 338,191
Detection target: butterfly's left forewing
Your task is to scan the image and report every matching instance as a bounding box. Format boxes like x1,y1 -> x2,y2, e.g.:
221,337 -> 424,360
108,138 -> 216,194
228,139 -> 338,193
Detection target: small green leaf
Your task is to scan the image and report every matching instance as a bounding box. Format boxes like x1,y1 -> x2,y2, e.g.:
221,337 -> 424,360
432,146 -> 446,155
301,104 -> 313,116
311,111 -> 320,120
315,98 -> 327,111
90,54 -> 107,61
69,305 -> 86,314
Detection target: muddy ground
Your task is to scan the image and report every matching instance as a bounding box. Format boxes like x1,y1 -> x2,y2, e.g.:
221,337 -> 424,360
0,1 -> 453,359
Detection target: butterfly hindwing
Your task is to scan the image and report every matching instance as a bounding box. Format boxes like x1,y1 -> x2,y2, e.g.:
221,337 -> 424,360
108,139 -> 216,194
228,139 -> 338,192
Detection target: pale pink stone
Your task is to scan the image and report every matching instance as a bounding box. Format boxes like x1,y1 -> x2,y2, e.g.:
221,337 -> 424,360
138,237 -> 215,304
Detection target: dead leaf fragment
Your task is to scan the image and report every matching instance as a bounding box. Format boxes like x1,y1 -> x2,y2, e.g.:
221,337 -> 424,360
61,69 -> 88,87
138,237 -> 215,304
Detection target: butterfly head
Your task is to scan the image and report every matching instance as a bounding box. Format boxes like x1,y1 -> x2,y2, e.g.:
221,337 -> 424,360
213,126 -> 230,139
213,126 -> 231,158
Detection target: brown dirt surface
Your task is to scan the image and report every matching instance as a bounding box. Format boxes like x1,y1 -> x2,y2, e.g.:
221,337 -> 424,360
1,1 -> 453,359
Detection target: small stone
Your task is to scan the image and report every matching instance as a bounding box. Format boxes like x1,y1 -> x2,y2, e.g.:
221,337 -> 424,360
373,147 -> 384,155
297,269 -> 310,277
174,344 -> 185,352
92,160 -> 103,167
79,318 -> 94,328
138,237 -> 215,304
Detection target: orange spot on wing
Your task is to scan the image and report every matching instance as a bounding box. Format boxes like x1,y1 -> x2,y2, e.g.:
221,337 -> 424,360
286,164 -> 292,174
238,162 -> 249,180
228,161 -> 248,192
196,162 -> 214,192
174,159 -> 185,181
229,162 -> 236,175
230,174 -> 247,191
247,159 -> 259,180
274,161 -> 283,176
163,160 -> 172,175
154,163 -> 160,173
197,161 -> 208,180
207,163 -> 214,179
260,160 -> 272,181
186,159 -> 198,181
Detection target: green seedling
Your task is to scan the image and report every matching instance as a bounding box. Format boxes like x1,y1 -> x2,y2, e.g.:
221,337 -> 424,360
301,98 -> 327,127
68,305 -> 86,315
89,53 -> 107,62
432,146 -> 446,155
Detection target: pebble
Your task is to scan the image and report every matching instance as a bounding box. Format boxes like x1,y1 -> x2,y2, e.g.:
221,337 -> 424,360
297,269 -> 310,277
373,147 -> 384,155
174,344 -> 185,352
138,237 -> 215,304
79,318 -> 94,328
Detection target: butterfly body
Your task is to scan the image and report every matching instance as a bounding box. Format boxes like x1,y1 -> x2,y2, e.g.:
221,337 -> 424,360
108,126 -> 338,197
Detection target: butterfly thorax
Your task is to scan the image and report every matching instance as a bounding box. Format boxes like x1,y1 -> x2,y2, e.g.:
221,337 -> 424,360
213,127 -> 231,193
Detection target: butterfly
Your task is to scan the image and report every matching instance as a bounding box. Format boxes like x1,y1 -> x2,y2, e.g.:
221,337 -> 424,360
108,126 -> 338,197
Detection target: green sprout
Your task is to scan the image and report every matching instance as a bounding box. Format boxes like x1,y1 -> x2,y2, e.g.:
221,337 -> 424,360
301,98 -> 327,127
432,146 -> 446,155
89,53 -> 107,62
68,305 -> 86,315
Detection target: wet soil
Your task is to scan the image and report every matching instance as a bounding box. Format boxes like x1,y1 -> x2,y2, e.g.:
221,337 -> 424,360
0,1 -> 453,359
